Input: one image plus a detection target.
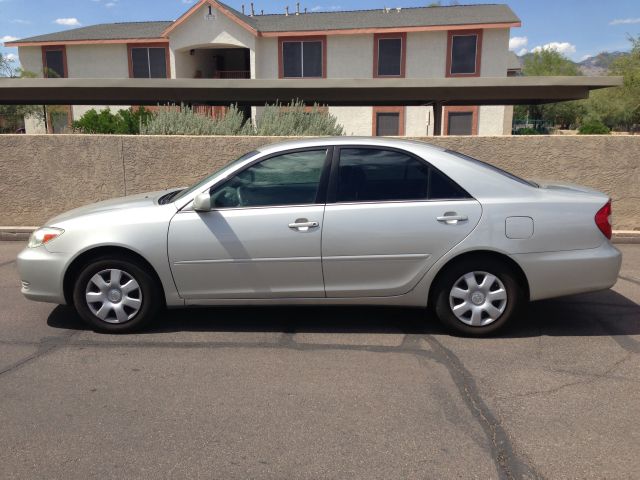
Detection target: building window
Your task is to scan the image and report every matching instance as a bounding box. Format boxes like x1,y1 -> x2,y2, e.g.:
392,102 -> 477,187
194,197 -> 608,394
447,30 -> 482,77
374,33 -> 406,77
42,46 -> 67,78
443,106 -> 478,136
372,107 -> 405,136
279,37 -> 326,78
128,45 -> 169,78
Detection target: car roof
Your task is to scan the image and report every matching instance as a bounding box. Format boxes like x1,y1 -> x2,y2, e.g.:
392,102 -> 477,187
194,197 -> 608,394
255,137 -> 446,155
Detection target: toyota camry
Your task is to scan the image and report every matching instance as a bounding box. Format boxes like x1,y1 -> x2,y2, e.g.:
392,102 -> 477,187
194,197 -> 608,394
17,138 -> 621,335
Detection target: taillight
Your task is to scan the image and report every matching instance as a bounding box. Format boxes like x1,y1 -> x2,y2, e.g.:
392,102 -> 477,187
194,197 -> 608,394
595,200 -> 612,240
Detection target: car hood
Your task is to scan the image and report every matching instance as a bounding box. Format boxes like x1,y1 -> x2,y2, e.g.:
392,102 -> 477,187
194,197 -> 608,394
46,190 -> 175,225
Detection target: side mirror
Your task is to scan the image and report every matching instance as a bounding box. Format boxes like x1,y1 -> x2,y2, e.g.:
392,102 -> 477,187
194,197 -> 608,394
193,192 -> 212,212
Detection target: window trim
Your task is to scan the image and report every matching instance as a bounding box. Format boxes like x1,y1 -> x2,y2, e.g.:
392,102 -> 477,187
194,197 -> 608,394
199,146 -> 334,211
443,106 -> 479,136
326,146 -> 472,205
45,105 -> 73,134
41,45 -> 68,78
127,43 -> 171,79
373,32 -> 406,78
278,36 -> 327,79
446,29 -> 482,78
372,106 -> 405,136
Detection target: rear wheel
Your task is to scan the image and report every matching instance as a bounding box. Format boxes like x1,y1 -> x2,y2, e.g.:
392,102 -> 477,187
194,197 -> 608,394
72,257 -> 161,333
433,258 -> 525,336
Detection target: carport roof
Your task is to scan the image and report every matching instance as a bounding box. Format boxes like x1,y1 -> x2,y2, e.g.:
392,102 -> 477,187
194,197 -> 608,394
0,76 -> 622,106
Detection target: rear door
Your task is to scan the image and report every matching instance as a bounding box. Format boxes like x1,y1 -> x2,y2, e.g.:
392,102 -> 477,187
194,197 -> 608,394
321,147 -> 482,297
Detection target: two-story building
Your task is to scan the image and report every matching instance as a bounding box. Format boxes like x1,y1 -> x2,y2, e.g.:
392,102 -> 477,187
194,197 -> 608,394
7,0 -> 521,135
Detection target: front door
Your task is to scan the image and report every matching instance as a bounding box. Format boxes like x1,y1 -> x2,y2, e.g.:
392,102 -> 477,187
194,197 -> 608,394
322,147 -> 482,297
168,148 -> 330,299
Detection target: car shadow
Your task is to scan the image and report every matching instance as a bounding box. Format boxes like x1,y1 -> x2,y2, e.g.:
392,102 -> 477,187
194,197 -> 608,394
47,289 -> 640,339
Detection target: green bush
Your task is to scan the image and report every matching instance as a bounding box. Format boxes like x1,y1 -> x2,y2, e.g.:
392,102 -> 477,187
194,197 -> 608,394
578,118 -> 611,135
254,100 -> 344,136
72,107 -> 152,134
140,104 -> 252,135
513,127 -> 543,135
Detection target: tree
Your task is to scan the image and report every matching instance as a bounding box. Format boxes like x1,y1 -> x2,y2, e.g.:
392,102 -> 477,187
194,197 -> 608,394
585,35 -> 640,131
521,49 -> 581,76
0,55 -> 46,133
514,49 -> 583,131
0,53 -> 15,77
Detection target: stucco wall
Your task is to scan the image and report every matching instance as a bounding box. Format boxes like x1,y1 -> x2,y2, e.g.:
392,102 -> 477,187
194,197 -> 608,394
327,34 -> 373,78
17,46 -> 43,76
406,31 -> 447,77
0,135 -> 637,229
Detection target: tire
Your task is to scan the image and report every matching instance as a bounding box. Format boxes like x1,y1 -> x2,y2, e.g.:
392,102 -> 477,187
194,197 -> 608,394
432,257 -> 525,336
72,256 -> 162,333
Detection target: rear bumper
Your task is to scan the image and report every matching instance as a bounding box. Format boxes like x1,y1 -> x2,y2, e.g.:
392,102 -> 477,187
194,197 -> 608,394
16,246 -> 69,304
512,242 -> 622,301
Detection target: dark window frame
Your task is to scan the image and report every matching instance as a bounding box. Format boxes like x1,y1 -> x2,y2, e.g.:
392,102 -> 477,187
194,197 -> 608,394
41,45 -> 67,78
446,29 -> 482,77
372,106 -> 405,136
373,32 -> 406,78
443,106 -> 479,136
326,146 -> 472,204
127,43 -> 170,79
278,36 -> 327,79
204,146 -> 334,210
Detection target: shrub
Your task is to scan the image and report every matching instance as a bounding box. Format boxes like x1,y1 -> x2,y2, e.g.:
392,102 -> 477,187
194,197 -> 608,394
140,104 -> 253,135
72,107 -> 152,134
140,101 -> 345,136
254,100 -> 344,136
513,127 -> 543,135
578,118 -> 611,135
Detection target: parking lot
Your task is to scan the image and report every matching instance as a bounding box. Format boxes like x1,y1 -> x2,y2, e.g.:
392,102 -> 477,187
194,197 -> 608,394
0,240 -> 638,479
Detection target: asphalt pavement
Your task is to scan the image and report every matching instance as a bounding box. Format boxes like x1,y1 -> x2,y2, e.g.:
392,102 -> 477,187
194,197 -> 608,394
0,241 -> 639,479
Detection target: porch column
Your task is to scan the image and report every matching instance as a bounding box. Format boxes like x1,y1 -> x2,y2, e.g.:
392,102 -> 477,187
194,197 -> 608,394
432,101 -> 443,136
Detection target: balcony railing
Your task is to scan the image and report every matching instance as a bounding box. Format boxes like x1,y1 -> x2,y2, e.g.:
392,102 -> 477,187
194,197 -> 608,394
212,70 -> 250,79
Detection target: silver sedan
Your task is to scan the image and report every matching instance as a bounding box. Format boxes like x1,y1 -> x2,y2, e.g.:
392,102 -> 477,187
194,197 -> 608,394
17,138 -> 622,335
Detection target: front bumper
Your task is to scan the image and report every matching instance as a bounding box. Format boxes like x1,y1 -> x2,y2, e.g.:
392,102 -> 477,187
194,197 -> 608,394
512,241 -> 622,301
17,246 -> 70,304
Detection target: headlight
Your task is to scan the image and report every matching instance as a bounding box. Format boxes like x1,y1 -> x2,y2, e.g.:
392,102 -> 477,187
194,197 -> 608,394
27,227 -> 65,248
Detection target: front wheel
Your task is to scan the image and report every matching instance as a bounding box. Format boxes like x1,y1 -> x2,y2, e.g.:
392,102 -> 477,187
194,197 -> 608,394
72,257 -> 162,333
433,258 -> 525,336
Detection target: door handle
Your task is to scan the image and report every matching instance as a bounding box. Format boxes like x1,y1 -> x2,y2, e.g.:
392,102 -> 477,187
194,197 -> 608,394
436,213 -> 468,225
289,219 -> 319,232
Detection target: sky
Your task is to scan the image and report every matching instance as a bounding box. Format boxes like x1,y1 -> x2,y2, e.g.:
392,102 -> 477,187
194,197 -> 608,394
1,0 -> 639,68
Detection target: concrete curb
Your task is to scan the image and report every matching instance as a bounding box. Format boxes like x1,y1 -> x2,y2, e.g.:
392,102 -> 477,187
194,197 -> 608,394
0,227 -> 37,242
1,226 -> 639,244
613,230 -> 640,244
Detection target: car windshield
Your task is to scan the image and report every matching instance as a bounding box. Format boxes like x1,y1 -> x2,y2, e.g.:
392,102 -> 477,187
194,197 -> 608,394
446,150 -> 539,188
170,150 -> 260,203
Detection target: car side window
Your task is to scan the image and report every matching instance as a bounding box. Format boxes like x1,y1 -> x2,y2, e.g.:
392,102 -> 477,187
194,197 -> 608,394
336,148 -> 429,202
428,168 -> 470,200
209,149 -> 327,208
336,148 -> 469,203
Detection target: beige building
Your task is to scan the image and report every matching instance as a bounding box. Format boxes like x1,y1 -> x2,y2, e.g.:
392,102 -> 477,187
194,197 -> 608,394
8,0 -> 521,135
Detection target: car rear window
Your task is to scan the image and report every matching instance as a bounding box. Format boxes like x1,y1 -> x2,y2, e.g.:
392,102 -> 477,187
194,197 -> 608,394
446,150 -> 539,188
